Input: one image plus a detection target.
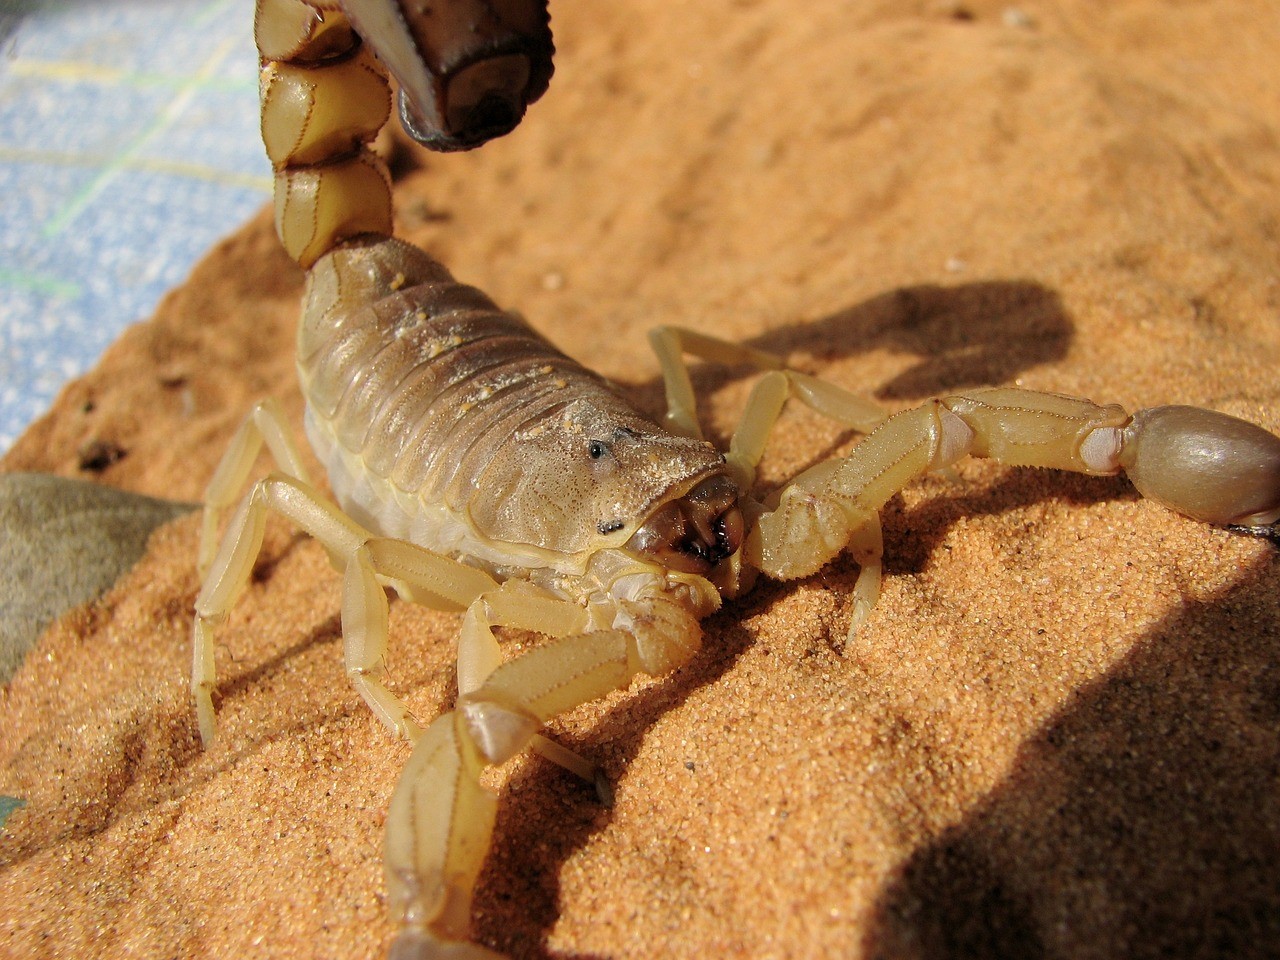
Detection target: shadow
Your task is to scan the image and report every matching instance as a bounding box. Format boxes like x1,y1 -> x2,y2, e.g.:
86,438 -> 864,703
213,610 -> 343,716
883,470 -> 1137,578
865,553 -> 1280,959
664,280 -> 1072,408
759,280 -> 1071,400
0,693 -> 201,869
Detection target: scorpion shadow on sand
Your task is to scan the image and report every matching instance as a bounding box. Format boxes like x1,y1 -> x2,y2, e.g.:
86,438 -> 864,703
615,278 -> 1075,424
748,279 -> 1075,401
864,552 -> 1280,959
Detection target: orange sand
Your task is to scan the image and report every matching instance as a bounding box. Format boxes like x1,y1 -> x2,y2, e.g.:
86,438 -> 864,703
3,2 -> 1279,957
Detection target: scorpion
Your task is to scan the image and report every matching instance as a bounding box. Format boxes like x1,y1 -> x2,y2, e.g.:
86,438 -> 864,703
192,1 -> 1280,957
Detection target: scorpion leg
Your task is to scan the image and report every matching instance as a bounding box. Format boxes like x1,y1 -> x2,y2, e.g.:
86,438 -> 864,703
193,472 -> 367,745
651,334 -> 889,615
748,387 -> 1280,605
197,397 -> 313,576
344,544 -> 614,790
650,323 -> 890,448
385,596 -> 704,958
648,325 -> 785,439
195,397 -> 355,743
195,472 -> 503,746
723,368 -> 888,489
344,538 -> 500,740
722,369 -> 890,626
648,325 -> 886,482
457,578 -> 612,799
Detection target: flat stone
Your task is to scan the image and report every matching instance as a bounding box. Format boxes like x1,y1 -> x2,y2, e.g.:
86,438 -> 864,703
0,473 -> 194,683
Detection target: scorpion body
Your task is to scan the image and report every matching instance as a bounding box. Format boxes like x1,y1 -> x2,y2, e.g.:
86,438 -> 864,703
299,243 -> 727,581
193,2 -> 1280,957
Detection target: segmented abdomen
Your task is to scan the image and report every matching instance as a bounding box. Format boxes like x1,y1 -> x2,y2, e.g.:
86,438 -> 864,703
294,238 -> 722,562
308,279 -> 589,497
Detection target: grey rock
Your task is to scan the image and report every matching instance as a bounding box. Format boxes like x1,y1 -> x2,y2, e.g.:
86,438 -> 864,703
0,473 -> 195,683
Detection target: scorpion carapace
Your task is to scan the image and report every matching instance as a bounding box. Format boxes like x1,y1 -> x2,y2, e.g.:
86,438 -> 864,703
193,2 -> 1280,957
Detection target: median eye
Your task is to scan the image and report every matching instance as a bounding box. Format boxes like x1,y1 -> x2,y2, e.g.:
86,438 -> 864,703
588,439 -> 609,460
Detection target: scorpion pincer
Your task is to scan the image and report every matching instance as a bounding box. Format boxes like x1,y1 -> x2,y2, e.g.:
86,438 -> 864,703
192,1 -> 1280,956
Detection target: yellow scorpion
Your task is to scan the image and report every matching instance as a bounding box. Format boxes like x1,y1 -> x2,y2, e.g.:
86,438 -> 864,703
193,2 -> 1280,957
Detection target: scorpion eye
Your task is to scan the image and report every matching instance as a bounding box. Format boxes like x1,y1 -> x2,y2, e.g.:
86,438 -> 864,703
588,440 -> 609,460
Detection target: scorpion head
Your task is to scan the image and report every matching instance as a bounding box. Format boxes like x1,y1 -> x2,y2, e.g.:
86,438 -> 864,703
624,474 -> 745,576
340,0 -> 554,151
469,394 -> 736,565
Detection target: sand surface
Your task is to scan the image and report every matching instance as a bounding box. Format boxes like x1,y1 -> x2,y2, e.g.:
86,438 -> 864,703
3,2 -> 1280,957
